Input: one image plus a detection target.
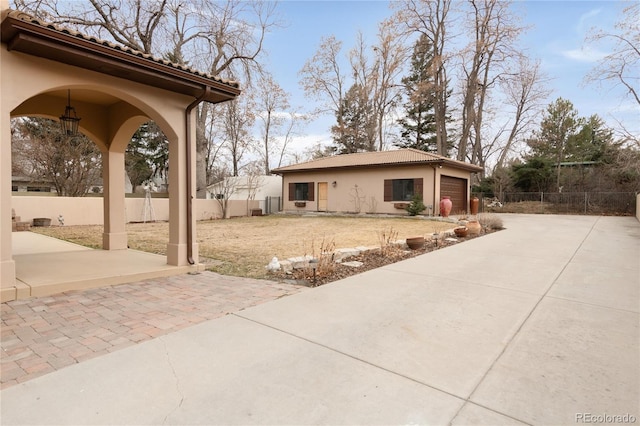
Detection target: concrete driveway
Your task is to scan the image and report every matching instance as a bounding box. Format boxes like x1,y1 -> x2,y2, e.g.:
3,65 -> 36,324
1,214 -> 638,425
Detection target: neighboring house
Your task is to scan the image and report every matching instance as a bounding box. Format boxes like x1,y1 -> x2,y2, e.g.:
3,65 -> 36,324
11,175 -> 54,193
206,175 -> 282,201
11,175 -> 103,194
272,149 -> 483,216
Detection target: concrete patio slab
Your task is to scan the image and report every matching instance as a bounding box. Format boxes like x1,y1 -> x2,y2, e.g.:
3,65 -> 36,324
384,244 -> 567,295
3,232 -> 202,302
470,297 -> 639,425
239,268 -> 540,398
11,232 -> 90,256
548,262 -> 640,312
452,403 -> 529,425
1,315 -> 466,425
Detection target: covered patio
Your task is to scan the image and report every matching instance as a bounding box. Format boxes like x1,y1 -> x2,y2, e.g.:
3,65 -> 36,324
0,5 -> 240,301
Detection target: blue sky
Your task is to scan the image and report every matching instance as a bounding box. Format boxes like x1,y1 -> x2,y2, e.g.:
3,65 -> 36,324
261,1 -> 637,157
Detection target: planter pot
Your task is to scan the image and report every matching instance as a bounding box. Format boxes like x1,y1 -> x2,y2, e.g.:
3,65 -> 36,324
470,197 -> 480,215
439,196 -> 452,217
33,217 -> 51,227
453,226 -> 468,237
406,236 -> 425,250
467,220 -> 481,236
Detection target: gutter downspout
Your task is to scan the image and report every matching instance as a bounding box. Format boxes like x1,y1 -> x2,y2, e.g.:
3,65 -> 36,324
430,161 -> 443,216
185,87 -> 210,265
431,164 -> 438,216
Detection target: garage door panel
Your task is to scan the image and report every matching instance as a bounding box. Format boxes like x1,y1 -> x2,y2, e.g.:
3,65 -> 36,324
440,176 -> 467,214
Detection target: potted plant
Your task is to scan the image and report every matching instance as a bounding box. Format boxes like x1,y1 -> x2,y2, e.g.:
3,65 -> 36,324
406,236 -> 425,250
454,226 -> 468,237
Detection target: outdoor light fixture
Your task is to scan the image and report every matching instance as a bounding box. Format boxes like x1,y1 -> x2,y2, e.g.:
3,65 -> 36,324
309,258 -> 319,285
59,90 -> 81,136
332,181 -> 337,187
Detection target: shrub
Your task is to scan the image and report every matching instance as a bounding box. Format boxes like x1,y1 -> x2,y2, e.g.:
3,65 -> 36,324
405,194 -> 426,216
478,213 -> 504,230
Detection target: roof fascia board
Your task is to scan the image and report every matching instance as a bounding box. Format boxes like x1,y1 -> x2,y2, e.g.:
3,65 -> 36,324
273,161 -> 447,175
273,159 -> 483,175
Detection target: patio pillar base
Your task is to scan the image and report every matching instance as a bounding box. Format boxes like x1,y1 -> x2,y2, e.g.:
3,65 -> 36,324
102,232 -> 128,250
167,242 -> 198,266
0,259 -> 17,302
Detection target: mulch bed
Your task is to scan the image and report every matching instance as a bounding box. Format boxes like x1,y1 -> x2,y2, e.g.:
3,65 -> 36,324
269,229 -> 498,287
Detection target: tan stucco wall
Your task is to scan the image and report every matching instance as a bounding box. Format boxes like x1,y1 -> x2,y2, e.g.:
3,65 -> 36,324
280,165 -> 474,215
1,10 -> 202,287
11,197 -> 259,226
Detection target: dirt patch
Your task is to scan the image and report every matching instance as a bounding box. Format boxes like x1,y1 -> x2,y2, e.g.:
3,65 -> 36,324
269,229 -> 497,287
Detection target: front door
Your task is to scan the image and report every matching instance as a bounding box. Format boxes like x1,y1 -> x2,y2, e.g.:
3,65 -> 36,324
318,182 -> 328,211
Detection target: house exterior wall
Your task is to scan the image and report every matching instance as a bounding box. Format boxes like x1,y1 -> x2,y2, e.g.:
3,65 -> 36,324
280,165 -> 474,216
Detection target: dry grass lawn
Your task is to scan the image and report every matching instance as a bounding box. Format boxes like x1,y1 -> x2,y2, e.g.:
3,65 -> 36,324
32,215 -> 456,279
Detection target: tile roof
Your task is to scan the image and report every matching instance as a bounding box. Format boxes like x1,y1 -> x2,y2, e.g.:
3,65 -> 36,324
2,9 -> 239,90
272,149 -> 484,173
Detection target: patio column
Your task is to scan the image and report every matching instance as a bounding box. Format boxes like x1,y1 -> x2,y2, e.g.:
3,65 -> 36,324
0,108 -> 16,291
102,149 -> 127,250
166,116 -> 198,266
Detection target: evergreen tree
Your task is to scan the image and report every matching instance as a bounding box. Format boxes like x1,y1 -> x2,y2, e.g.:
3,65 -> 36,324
396,34 -> 437,153
526,98 -> 583,190
330,84 -> 376,154
125,121 -> 169,192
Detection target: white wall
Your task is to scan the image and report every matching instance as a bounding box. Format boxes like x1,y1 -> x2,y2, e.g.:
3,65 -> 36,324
11,196 -> 260,226
206,176 -> 282,200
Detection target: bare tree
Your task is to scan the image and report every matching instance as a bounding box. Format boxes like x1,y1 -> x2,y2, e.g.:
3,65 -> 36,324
255,72 -> 290,174
348,31 -> 377,151
299,35 -> 348,143
351,22 -> 410,151
13,118 -> 102,196
493,57 -> 550,171
220,95 -> 256,177
394,0 -> 455,156
457,0 -> 526,170
585,3 -> 640,107
210,174 -> 237,219
277,108 -> 309,168
585,3 -> 639,148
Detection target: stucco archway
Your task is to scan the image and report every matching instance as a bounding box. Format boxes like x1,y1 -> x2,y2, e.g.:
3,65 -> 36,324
1,7 -> 240,301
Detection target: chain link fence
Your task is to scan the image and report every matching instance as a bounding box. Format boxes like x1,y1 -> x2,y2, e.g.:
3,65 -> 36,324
472,192 -> 637,216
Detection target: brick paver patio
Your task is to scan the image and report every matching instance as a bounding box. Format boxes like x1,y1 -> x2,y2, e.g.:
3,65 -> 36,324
1,272 -> 305,389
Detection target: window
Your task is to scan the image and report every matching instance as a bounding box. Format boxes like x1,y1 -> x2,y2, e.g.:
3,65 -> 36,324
27,186 -> 51,192
384,178 -> 423,202
288,182 -> 315,201
295,183 -> 308,200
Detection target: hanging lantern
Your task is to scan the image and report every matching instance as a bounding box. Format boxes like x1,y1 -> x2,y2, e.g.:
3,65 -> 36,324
59,90 -> 81,136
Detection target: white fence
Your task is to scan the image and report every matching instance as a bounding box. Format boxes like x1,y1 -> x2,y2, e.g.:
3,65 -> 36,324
11,196 -> 261,226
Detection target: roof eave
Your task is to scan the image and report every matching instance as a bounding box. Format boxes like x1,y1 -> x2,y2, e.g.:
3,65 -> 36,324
1,12 -> 241,104
273,159 -> 484,174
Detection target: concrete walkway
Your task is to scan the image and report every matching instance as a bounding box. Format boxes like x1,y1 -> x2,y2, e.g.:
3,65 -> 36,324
1,214 -> 638,425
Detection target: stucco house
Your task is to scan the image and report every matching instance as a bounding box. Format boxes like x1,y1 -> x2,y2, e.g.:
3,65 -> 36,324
272,149 -> 483,216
